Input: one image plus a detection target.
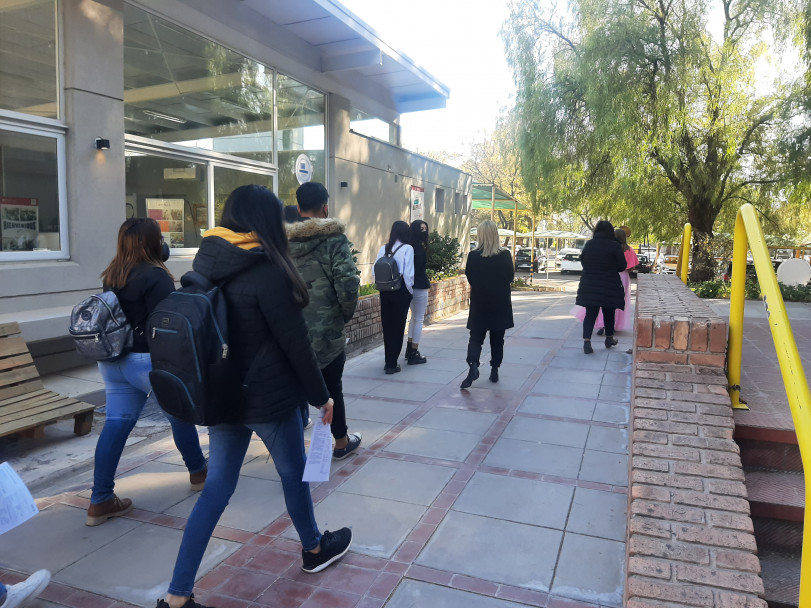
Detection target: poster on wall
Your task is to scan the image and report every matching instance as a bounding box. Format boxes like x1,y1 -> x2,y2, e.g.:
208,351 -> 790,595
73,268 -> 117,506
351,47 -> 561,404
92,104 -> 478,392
295,154 -> 313,185
146,198 -> 185,248
410,186 -> 424,222
0,197 -> 39,251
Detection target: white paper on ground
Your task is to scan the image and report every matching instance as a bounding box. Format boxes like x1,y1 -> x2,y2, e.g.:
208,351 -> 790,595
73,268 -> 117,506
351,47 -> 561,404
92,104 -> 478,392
0,462 -> 39,535
302,413 -> 332,482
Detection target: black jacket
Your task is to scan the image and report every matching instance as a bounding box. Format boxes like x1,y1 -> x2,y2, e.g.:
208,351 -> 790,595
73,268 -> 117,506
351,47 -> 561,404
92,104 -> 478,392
413,243 -> 430,289
465,249 -> 514,332
575,234 -> 627,309
192,236 -> 329,424
110,264 -> 174,353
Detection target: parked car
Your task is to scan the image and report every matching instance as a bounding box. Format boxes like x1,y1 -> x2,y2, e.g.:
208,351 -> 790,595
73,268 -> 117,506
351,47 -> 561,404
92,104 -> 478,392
630,253 -> 653,277
515,248 -> 546,272
558,248 -> 583,274
658,255 -> 679,275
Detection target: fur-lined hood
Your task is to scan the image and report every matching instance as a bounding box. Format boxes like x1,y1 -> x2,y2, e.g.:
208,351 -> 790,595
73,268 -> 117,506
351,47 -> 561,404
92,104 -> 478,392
286,218 -> 347,258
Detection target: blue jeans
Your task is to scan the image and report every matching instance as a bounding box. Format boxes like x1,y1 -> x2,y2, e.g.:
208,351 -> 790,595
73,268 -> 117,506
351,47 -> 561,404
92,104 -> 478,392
167,408 -> 320,596
93,352 -> 206,504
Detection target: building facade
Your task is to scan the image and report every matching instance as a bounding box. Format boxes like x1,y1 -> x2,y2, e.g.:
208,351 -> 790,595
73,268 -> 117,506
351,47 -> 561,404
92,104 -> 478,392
0,0 -> 471,368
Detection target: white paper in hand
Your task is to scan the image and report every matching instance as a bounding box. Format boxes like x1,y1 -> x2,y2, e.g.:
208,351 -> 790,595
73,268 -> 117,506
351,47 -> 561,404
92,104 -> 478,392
0,462 -> 39,536
302,412 -> 332,482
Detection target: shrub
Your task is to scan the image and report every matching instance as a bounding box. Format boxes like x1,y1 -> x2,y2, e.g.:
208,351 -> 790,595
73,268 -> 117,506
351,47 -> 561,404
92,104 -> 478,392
358,283 -> 378,297
779,282 -> 811,302
425,231 -> 461,279
511,277 -> 529,289
690,280 -> 728,299
745,278 -> 761,300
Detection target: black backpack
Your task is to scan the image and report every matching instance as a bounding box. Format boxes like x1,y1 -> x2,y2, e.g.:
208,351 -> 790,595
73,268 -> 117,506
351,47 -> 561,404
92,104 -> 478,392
373,244 -> 404,291
146,271 -> 236,426
69,291 -> 133,361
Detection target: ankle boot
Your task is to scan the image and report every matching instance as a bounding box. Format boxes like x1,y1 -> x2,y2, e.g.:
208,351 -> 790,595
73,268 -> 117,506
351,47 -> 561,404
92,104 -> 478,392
404,343 -> 415,361
605,335 -> 618,348
460,362 -> 479,389
583,340 -> 594,354
489,366 -> 499,383
408,349 -> 427,365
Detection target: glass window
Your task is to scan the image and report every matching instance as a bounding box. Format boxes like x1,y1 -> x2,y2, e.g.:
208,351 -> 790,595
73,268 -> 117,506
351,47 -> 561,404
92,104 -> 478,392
435,188 -> 445,213
125,152 -> 208,250
277,74 -> 325,205
454,192 -> 465,215
213,166 -> 274,225
0,0 -> 58,118
0,128 -> 64,256
350,107 -> 393,143
123,6 -> 274,164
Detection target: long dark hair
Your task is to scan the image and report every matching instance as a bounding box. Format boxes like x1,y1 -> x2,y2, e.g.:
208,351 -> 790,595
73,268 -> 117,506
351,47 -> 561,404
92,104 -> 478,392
410,220 -> 429,250
101,218 -> 171,289
386,220 -> 411,255
614,228 -> 630,251
220,185 -> 309,307
593,220 -> 615,240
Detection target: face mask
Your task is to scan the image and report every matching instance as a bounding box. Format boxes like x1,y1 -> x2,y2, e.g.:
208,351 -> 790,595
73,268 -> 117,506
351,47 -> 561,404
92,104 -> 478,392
161,242 -> 170,262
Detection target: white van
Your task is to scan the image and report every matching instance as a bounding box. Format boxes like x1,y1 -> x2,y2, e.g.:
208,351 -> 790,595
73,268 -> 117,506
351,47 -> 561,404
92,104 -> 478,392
558,247 -> 583,274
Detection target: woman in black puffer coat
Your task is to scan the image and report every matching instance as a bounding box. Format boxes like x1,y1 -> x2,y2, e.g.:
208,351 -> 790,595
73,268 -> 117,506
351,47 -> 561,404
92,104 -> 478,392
158,186 -> 352,608
575,220 -> 627,354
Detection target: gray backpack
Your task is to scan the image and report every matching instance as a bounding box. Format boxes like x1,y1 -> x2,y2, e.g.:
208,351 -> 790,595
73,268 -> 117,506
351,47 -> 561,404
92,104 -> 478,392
374,244 -> 404,291
69,291 -> 134,361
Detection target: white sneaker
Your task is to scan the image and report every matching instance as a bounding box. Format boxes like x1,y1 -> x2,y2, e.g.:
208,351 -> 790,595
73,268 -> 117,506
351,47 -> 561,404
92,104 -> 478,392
2,570 -> 51,608
304,417 -> 313,430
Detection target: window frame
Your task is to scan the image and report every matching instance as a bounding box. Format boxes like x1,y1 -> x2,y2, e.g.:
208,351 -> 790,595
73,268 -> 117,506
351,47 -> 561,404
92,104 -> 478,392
0,110 -> 70,262
434,187 -> 445,213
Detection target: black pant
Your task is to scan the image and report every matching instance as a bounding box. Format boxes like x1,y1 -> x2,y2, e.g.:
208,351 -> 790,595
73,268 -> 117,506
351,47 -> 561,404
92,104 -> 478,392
466,328 -> 506,367
321,351 -> 348,440
380,285 -> 412,368
583,306 -> 616,339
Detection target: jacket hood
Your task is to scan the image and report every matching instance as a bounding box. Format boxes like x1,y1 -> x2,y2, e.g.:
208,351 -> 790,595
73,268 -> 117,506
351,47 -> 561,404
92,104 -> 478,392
193,235 -> 266,283
286,218 -> 346,257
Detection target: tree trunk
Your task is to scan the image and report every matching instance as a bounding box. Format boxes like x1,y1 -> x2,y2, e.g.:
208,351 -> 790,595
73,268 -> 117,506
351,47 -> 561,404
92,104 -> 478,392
687,203 -> 717,283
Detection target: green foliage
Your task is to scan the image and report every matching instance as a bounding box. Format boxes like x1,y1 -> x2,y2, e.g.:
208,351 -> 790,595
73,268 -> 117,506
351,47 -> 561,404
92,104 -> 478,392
348,241 -> 362,277
779,283 -> 811,302
745,279 -> 762,301
358,283 -> 378,297
511,277 -> 530,289
425,231 -> 461,278
690,280 -> 729,299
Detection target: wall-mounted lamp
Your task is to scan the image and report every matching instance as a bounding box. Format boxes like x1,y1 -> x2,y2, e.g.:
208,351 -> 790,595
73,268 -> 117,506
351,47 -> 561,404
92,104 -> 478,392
94,137 -> 110,150
340,181 -> 348,188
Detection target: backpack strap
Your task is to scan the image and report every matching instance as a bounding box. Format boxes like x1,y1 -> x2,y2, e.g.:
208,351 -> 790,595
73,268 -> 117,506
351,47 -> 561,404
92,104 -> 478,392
388,243 -> 404,257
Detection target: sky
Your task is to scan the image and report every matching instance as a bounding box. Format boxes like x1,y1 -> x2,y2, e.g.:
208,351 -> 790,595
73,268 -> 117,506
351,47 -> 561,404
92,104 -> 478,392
338,0 -> 516,159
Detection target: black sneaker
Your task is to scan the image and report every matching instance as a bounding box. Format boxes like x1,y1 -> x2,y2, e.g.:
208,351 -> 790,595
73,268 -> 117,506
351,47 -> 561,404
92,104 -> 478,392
301,528 -> 352,573
156,594 -> 211,608
384,365 -> 401,375
333,433 -> 362,460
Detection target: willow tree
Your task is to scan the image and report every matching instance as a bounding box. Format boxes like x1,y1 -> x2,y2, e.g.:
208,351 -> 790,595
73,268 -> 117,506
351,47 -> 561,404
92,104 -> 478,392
504,0 -> 807,281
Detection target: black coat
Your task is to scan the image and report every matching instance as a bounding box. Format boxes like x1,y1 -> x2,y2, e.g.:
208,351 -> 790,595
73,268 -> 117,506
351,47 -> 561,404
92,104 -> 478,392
108,264 -> 174,353
193,236 -> 329,425
465,249 -> 514,331
413,243 -> 430,289
575,234 -> 627,309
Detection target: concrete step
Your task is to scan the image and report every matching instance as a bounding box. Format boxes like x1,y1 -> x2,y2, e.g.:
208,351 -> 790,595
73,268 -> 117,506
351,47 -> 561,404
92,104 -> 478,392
759,549 -> 801,608
735,423 -> 798,446
744,469 -> 804,522
737,438 -> 803,473
753,517 -> 804,553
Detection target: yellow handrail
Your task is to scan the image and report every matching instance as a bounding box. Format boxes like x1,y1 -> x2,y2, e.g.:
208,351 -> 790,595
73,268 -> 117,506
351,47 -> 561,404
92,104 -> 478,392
676,223 -> 692,283
726,203 -> 811,604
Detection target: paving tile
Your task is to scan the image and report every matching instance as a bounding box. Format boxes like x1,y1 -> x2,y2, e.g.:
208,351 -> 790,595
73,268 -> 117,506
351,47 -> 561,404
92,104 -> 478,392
549,356 -> 607,371
166,475 -> 287,532
341,419 -> 392,450
578,450 -> 628,487
342,376 -> 385,395
566,487 -> 627,541
550,533 -> 625,607
502,417 -> 590,449
415,356 -> 473,371
365,381 -> 443,402
598,385 -> 631,402
56,522 -> 238,607
240,448 -> 352,482
591,403 -> 629,424
0,504 -> 140,574
396,366 -> 465,384
585,427 -> 628,455
453,472 -> 574,529
413,408 -> 498,436
484,438 -> 582,478
384,427 -> 481,462
464,372 -> 527,392
387,580 -> 525,607
540,369 -> 604,386
415,511 -> 562,591
600,373 -> 630,388
343,398 -> 417,424
519,395 -> 596,421
532,378 -> 601,399
337,457 -> 455,506
282,492 -> 425,558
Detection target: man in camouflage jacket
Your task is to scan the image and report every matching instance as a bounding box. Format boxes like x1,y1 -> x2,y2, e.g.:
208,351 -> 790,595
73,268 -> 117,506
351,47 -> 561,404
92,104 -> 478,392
288,182 -> 362,459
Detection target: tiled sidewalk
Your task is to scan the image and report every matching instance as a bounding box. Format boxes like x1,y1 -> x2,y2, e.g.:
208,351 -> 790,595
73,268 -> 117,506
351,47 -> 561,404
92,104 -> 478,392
0,291 -> 633,608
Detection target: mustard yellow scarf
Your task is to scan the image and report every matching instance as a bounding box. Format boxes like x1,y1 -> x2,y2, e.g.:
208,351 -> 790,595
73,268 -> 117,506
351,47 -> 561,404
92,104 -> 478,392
203,227 -> 261,250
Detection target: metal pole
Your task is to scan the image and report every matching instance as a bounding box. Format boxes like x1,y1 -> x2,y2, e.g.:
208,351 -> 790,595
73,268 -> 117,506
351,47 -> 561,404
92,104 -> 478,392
727,215 -> 747,410
490,184 -> 495,221
678,223 -> 692,283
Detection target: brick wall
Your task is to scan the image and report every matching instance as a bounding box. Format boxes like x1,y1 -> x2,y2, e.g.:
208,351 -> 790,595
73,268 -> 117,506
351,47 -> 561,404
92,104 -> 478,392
627,275 -> 766,607
345,275 -> 470,355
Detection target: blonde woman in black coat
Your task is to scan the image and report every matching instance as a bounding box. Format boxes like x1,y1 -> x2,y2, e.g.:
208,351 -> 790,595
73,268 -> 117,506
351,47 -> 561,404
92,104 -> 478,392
575,220 -> 627,354
461,220 -> 514,389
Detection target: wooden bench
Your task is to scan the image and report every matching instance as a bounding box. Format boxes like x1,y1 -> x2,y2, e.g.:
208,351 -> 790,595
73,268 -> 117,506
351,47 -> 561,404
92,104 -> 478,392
0,322 -> 95,438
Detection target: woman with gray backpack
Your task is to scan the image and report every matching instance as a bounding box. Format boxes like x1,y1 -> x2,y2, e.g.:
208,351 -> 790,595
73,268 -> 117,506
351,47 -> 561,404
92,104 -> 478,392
373,221 -> 414,374
87,218 -> 207,526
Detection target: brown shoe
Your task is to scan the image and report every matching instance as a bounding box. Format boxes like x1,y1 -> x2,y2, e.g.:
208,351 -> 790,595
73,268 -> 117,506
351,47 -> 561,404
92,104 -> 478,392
86,495 -> 133,526
189,467 -> 207,492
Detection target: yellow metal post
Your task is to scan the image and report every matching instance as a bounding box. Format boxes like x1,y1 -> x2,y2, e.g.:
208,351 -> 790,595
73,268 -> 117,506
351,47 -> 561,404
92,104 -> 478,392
677,223 -> 692,283
727,204 -> 811,604
727,213 -> 748,409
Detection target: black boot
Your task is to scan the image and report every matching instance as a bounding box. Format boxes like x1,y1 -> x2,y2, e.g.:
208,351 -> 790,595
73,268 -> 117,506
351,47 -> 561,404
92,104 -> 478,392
605,335 -> 618,348
583,340 -> 594,354
408,349 -> 427,365
596,328 -> 605,336
489,366 -> 499,383
460,363 -> 479,389
404,343 -> 415,361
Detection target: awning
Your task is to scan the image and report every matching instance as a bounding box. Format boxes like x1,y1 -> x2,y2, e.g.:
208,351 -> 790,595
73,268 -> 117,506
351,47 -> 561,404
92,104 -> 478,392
470,184 -> 529,211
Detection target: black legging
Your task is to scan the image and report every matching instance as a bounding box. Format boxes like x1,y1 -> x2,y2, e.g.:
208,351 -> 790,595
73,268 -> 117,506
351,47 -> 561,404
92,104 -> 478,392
380,284 -> 412,368
466,328 -> 506,367
583,306 -> 616,339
